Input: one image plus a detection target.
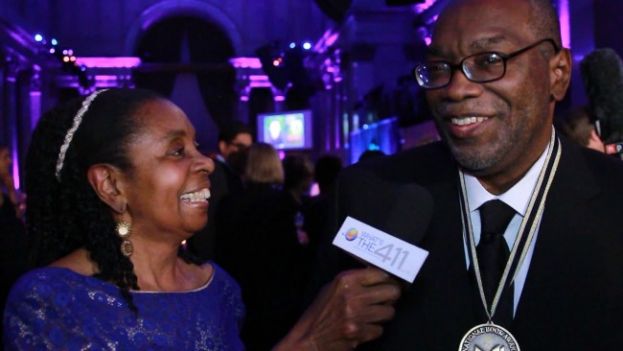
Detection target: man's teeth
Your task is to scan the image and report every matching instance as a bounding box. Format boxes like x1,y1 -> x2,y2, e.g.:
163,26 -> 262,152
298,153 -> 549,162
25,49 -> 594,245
180,188 -> 211,202
451,116 -> 488,126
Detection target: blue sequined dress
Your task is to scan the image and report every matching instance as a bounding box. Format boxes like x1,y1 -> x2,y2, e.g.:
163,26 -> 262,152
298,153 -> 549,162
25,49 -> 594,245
3,263 -> 245,350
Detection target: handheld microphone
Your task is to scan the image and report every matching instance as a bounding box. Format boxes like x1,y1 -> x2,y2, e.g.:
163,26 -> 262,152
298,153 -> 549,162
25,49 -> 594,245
580,48 -> 623,145
337,168 -> 434,245
332,167 -> 434,282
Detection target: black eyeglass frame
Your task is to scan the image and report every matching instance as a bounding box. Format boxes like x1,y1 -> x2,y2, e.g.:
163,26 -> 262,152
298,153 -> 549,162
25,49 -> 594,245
414,38 -> 561,89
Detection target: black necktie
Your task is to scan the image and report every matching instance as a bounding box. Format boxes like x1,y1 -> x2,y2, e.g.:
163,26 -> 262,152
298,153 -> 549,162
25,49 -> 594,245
477,199 -> 515,327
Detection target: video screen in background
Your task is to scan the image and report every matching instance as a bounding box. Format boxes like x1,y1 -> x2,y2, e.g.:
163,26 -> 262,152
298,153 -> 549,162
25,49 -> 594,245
258,110 -> 313,150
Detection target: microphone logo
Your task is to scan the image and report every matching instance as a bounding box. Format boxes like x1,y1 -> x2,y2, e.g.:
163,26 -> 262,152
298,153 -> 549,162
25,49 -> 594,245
344,228 -> 359,241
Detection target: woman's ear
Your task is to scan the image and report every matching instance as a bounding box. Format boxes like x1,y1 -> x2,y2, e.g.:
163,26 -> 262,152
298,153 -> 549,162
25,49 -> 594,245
87,164 -> 127,214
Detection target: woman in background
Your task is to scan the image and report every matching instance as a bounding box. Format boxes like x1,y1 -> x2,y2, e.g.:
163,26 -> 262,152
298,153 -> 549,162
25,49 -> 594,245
3,89 -> 400,350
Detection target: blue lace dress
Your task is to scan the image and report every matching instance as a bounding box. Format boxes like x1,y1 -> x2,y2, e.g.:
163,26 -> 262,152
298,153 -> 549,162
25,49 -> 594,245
3,263 -> 245,350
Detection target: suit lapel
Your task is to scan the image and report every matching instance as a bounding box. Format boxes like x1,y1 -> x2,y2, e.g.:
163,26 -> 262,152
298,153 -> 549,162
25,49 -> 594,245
512,139 -> 600,344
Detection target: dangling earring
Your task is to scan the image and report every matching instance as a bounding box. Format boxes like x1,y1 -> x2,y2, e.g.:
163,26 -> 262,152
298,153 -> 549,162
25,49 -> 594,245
116,221 -> 133,257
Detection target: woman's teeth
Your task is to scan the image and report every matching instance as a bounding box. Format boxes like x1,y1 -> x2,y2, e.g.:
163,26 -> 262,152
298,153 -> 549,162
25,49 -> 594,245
180,188 -> 211,203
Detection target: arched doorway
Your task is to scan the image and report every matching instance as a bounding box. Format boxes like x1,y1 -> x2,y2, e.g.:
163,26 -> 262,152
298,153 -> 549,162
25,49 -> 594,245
132,13 -> 237,152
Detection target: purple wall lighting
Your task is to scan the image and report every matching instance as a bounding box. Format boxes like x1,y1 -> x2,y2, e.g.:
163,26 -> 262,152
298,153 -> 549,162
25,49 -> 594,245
558,0 -> 571,49
413,0 -> 437,14
75,57 -> 141,68
11,149 -> 20,190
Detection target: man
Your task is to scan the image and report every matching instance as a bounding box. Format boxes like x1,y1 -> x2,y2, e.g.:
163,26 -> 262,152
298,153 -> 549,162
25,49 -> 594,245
187,122 -> 253,260
316,0 -> 623,350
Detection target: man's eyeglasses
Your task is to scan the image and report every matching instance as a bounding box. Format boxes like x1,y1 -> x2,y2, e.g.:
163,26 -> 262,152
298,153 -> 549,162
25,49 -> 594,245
414,38 -> 560,89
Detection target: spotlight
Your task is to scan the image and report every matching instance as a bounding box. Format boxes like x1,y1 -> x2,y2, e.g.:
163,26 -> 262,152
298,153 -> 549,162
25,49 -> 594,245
289,42 -> 297,49
69,56 -> 76,62
62,56 -> 70,63
34,34 -> 43,42
49,48 -> 55,54
68,49 -> 74,55
62,49 -> 68,55
302,42 -> 312,50
272,57 -> 283,67
51,38 -> 58,46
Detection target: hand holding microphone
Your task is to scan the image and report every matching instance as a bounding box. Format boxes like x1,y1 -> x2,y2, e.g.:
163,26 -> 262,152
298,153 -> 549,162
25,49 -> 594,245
273,267 -> 401,351
274,171 -> 434,350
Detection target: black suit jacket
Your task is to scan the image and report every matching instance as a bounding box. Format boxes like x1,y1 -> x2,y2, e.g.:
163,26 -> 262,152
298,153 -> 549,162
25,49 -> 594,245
317,138 -> 623,350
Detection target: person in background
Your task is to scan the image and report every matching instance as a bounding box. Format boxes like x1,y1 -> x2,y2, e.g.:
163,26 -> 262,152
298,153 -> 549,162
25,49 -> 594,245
282,154 -> 314,245
3,89 -> 401,350
358,150 -> 386,163
0,144 -> 21,219
187,121 -> 253,260
303,155 -> 343,306
216,143 -> 312,350
313,0 -> 623,350
0,144 -> 28,349
556,105 -> 618,154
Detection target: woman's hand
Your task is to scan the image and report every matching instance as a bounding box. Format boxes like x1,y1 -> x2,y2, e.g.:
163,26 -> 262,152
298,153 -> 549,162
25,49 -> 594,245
274,267 -> 401,350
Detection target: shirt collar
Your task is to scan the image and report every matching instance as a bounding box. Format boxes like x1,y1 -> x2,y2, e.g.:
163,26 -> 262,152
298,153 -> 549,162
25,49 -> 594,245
464,141 -> 550,216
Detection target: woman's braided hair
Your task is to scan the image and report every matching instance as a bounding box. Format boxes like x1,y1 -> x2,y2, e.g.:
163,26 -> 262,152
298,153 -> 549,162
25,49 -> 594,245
25,88 -> 200,312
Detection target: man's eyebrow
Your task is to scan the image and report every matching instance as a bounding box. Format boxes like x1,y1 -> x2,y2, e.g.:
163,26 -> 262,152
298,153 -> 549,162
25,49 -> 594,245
469,36 -> 507,51
426,36 -> 507,58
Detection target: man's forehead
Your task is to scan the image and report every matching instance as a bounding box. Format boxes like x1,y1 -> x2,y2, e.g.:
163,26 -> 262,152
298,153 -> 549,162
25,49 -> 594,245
427,35 -> 509,57
428,0 -> 533,57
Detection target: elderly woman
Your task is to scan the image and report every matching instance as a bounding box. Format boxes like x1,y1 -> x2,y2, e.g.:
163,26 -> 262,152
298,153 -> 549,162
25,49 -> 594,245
3,89 -> 399,350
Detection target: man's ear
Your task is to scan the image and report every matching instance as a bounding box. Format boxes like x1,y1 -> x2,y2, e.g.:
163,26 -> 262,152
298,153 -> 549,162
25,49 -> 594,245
550,48 -> 572,101
87,164 -> 127,214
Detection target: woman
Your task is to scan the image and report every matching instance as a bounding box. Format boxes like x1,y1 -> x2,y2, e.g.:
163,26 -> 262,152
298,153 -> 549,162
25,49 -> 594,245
3,89 -> 400,350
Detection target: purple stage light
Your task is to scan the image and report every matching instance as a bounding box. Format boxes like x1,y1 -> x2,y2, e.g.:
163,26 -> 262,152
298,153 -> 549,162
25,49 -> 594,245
249,75 -> 268,81
229,57 -> 262,69
313,30 -> 340,54
34,34 -> 43,42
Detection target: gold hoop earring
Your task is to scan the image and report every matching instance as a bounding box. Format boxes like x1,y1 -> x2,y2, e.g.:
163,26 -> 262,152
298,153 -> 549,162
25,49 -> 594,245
115,221 -> 133,257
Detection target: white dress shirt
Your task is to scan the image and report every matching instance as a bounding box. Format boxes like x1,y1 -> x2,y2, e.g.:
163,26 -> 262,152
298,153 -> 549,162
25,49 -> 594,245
463,142 -> 550,315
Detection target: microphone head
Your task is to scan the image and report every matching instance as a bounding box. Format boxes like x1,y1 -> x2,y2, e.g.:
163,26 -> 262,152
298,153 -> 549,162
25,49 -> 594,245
580,48 -> 623,144
338,167 -> 434,245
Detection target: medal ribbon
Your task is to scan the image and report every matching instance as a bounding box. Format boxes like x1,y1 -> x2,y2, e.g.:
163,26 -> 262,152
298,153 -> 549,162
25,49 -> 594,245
458,129 -> 561,322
